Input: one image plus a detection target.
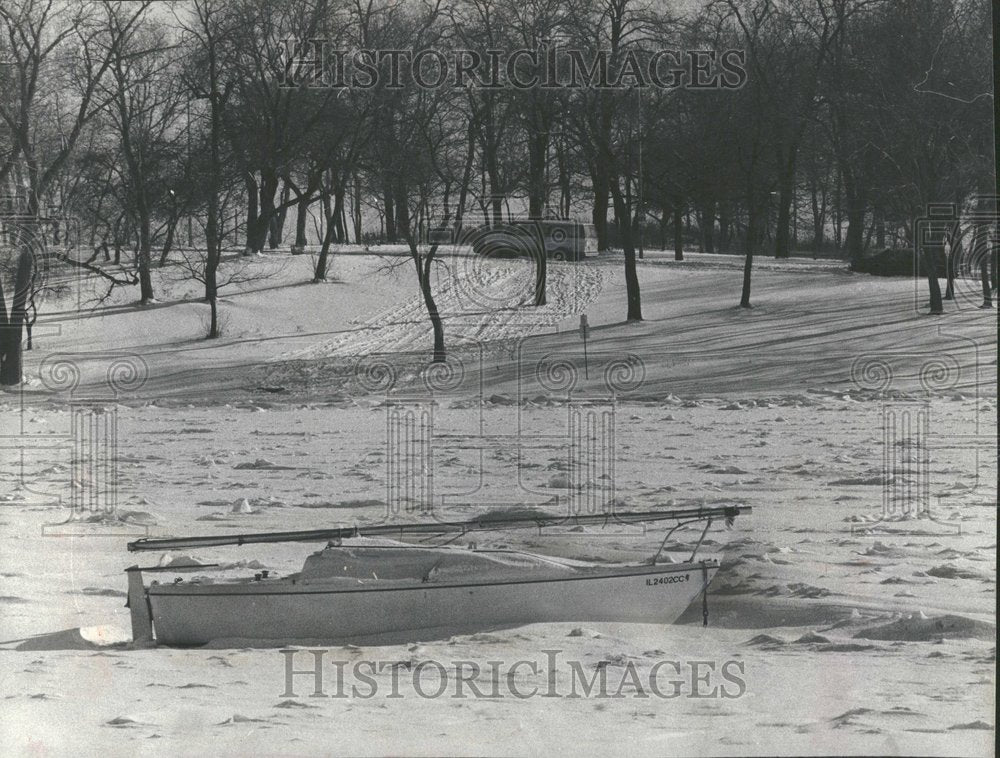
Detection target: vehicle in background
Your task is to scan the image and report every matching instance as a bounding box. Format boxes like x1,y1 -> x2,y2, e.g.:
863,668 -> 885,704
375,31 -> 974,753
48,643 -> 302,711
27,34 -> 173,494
428,218 -> 588,261
851,247 -> 948,277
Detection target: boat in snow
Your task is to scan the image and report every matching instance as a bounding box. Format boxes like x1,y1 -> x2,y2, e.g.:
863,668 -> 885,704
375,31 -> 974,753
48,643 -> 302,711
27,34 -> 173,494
124,505 -> 750,646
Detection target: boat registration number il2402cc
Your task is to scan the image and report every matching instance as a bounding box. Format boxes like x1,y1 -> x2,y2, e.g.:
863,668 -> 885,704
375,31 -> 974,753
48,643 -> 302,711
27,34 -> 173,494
646,574 -> 690,586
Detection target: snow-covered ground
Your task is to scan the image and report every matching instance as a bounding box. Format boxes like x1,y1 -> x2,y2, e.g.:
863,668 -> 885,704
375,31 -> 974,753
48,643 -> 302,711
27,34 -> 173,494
0,249 -> 995,756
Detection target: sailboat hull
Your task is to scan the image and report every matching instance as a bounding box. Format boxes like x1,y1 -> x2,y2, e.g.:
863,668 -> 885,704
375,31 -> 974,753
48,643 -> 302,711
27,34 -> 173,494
143,560 -> 719,646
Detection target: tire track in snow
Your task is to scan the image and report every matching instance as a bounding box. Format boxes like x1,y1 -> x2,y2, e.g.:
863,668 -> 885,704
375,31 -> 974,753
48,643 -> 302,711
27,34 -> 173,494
276,261 -> 608,361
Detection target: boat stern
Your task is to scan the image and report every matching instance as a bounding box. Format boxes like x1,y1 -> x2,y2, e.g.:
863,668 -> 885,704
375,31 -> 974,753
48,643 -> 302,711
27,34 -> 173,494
125,566 -> 154,644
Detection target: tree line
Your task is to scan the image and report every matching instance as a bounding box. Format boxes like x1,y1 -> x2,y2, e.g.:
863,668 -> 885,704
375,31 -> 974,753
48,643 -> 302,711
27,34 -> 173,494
0,0 -> 993,383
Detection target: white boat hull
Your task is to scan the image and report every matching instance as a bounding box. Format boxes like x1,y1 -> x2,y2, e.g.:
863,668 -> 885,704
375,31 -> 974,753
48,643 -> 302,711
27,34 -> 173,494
140,560 -> 719,646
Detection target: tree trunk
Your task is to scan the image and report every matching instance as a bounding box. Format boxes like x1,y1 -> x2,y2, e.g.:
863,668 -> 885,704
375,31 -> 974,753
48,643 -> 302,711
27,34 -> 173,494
810,180 -> 824,254
533,229 -> 547,307
740,199 -> 759,308
332,187 -> 346,244
268,183 -> 291,249
610,177 -> 642,321
159,216 -> 178,266
845,205 -> 865,266
137,216 -> 154,304
843,172 -> 866,267
455,117 -> 476,233
0,273 -> 7,383
339,190 -> 350,244
991,238 -> 998,292
25,309 -> 34,351
313,221 -> 335,281
517,128 -> 547,306
592,169 -> 610,251
740,251 -> 754,309
314,192 -> 335,281
248,170 -> 279,254
557,139 -> 571,218
244,173 -> 259,255
924,265 -> 944,314
484,136 -> 504,227
419,260 -> 445,362
527,130 -> 547,220
699,201 -> 715,254
673,202 -> 684,261
111,214 -> 124,264
718,202 -> 730,253
791,192 -> 798,248
293,191 -> 311,252
202,22 -> 224,340
981,256 -> 994,307
490,193 -> 503,227
921,230 -> 944,315
352,174 -> 363,244
384,185 -> 396,242
833,167 -> 843,252
322,192 -> 332,241
774,163 -> 795,258
944,229 -> 958,300
979,219 -> 994,307
396,183 -> 445,362
204,183 -> 220,317
208,294 -> 219,338
0,244 -> 33,385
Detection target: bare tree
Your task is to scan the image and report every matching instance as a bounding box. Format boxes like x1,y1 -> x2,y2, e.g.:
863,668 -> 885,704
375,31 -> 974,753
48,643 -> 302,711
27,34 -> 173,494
176,0 -> 240,326
567,0 -> 660,320
0,0 -> 149,385
98,2 -> 184,303
174,247 -> 278,338
368,0 -> 460,363
221,0 -> 342,256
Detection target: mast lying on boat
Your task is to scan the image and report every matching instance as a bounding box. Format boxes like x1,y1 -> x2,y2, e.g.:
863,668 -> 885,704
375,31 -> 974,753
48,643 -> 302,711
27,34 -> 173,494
127,505 -> 751,553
